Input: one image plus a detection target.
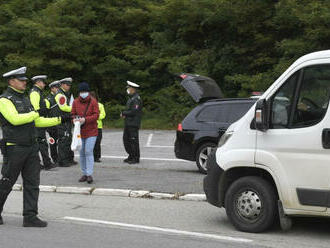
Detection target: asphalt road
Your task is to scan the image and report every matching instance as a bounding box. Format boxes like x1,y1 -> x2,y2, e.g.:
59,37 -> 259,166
2,191 -> 330,248
2,129 -> 330,248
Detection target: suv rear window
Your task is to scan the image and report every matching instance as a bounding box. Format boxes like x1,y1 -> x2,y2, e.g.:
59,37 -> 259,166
196,105 -> 219,122
224,102 -> 255,123
197,101 -> 254,123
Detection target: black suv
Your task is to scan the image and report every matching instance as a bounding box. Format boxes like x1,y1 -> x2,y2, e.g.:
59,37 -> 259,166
174,73 -> 257,174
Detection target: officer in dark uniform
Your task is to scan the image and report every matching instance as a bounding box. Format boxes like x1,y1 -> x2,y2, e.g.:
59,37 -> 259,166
55,78 -> 77,167
121,81 -> 143,164
46,80 -> 61,165
0,67 -> 69,227
29,75 -> 56,170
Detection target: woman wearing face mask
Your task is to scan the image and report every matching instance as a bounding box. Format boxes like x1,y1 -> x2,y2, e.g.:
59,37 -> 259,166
71,82 -> 99,183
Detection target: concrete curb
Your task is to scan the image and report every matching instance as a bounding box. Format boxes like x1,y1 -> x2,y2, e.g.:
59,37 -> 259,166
12,184 -> 206,202
93,188 -> 130,197
129,190 -> 150,198
56,186 -> 93,195
179,194 -> 207,201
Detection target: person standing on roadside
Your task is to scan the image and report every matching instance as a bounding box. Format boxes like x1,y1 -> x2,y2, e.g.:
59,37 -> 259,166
90,91 -> 106,163
0,67 -> 70,227
29,75 -> 56,170
46,80 -> 61,165
121,81 -> 143,164
71,83 -> 99,184
55,78 -> 77,167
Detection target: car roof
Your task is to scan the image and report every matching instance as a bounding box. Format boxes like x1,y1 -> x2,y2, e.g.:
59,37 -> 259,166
203,97 -> 257,104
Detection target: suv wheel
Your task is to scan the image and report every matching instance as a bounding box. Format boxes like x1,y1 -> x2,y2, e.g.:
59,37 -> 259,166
224,176 -> 277,233
195,142 -> 216,174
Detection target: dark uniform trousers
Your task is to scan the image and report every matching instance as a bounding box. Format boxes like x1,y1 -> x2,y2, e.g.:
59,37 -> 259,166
47,127 -> 58,163
0,143 -> 40,218
123,126 -> 140,161
57,122 -> 74,165
46,93 -> 59,164
94,128 -> 102,160
37,128 -> 52,166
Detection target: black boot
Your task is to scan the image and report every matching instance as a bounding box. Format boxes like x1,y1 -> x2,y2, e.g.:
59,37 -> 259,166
128,159 -> 139,164
0,215 -> 3,225
44,162 -> 57,171
123,157 -> 131,163
23,216 -> 48,227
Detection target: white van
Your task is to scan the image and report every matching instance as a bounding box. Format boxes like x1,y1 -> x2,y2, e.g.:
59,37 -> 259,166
203,50 -> 330,233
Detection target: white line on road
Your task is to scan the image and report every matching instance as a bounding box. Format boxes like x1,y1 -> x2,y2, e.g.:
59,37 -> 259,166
63,217 -> 253,243
74,155 -> 191,163
144,133 -> 174,148
146,133 -> 153,147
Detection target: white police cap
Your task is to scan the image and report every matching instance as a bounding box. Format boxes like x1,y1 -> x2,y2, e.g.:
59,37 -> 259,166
60,77 -> 73,84
49,80 -> 60,88
126,80 -> 140,88
3,67 -> 28,80
31,75 -> 47,82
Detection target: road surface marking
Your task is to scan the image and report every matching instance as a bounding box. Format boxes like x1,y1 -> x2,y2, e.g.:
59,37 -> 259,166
74,155 -> 191,163
63,216 -> 253,243
146,133 -> 153,146
145,133 -> 174,148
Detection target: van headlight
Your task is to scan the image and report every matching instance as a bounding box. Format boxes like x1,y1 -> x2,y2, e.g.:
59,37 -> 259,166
218,131 -> 233,147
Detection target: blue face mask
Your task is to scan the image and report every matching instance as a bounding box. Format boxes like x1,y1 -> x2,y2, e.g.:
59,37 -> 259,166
80,92 -> 89,99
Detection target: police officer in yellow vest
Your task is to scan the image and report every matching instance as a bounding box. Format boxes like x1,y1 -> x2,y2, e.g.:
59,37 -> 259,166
29,75 -> 57,170
46,80 -> 61,165
90,91 -> 106,162
0,67 -> 70,227
55,78 -> 76,167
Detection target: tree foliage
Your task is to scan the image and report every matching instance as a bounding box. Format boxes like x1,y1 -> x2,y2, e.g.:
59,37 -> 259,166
1,0 -> 330,126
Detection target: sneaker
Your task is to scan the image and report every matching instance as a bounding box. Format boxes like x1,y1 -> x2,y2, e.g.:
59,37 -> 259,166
94,159 -> 101,163
0,216 -> 3,225
79,175 -> 87,182
23,216 -> 48,228
87,176 -> 93,184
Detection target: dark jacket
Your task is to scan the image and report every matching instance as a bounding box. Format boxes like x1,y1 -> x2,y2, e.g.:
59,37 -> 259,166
71,95 -> 99,138
122,93 -> 143,128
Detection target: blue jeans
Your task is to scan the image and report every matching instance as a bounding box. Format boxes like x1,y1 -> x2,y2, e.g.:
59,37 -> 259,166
80,136 -> 97,176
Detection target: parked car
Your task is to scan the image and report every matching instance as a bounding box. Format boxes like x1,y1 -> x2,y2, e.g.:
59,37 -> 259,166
204,50 -> 330,233
174,73 -> 257,174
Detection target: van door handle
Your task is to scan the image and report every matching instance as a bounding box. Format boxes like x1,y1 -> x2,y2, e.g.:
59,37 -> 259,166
322,129 -> 330,149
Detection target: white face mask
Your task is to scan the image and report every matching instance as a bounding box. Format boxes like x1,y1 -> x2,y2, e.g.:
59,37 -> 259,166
126,89 -> 130,95
80,92 -> 89,99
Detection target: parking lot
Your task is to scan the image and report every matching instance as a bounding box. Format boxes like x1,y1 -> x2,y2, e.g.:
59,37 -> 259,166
4,129 -> 205,194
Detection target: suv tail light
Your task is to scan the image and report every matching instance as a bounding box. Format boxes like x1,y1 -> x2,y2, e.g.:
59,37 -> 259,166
177,123 -> 183,132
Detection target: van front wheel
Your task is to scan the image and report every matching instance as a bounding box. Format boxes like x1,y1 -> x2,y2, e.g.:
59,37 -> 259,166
225,176 -> 277,233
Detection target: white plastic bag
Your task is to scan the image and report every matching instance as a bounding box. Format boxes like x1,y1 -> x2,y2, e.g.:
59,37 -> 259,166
71,121 -> 82,151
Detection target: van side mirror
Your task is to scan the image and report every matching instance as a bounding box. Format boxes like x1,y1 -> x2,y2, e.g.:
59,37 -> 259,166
255,99 -> 269,131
